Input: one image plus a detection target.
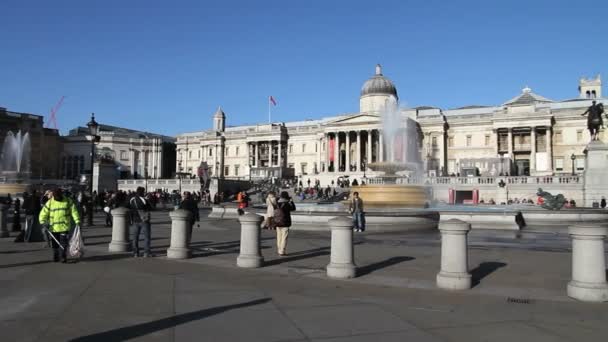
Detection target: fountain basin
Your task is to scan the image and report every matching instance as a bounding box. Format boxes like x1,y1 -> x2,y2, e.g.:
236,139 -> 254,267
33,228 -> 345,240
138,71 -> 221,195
350,184 -> 429,208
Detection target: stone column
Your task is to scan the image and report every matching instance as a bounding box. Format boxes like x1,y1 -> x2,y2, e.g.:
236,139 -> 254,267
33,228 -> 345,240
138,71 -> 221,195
326,216 -> 356,279
567,224 -> 608,302
167,209 -> 192,259
436,219 -> 472,290
316,137 -> 322,173
546,127 -> 553,172
237,213 -> 264,268
379,131 -> 384,162
356,131 -> 361,171
277,140 -> 282,168
367,130 -> 373,168
345,132 -> 350,172
108,207 -> 131,252
507,128 -> 513,162
530,127 -> 536,175
254,142 -> 259,167
0,203 -> 8,238
333,133 -> 339,172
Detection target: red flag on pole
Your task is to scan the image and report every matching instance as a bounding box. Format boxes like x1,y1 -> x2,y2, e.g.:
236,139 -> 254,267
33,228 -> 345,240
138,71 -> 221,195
269,96 -> 277,106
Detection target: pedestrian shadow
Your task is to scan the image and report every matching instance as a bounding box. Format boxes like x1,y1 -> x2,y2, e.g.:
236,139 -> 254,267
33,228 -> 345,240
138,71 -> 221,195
82,234 -> 112,239
0,259 -> 53,268
68,298 -> 271,342
75,253 -> 135,263
470,261 -> 507,287
263,246 -> 331,267
356,256 -> 415,277
0,248 -> 45,254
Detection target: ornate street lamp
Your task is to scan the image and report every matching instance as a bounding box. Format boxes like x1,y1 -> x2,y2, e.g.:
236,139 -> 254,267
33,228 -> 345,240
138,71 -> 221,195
570,154 -> 576,176
86,113 -> 99,226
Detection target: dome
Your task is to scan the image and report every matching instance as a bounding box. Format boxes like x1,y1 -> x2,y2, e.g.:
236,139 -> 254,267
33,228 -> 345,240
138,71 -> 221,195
360,64 -> 398,98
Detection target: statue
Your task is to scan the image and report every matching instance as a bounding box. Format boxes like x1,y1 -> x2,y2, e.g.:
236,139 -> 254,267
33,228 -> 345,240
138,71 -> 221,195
581,100 -> 605,141
536,188 -> 567,210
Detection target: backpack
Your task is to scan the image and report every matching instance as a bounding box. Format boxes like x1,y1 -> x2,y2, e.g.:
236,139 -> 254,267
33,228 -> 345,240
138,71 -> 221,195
273,203 -> 287,227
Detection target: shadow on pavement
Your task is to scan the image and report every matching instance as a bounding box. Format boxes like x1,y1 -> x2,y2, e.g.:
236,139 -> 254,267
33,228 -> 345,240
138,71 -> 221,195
68,297 -> 272,342
357,256 -> 415,277
0,248 -> 46,254
264,248 -> 331,267
471,261 -> 508,287
0,259 -> 53,268
76,253 -> 136,263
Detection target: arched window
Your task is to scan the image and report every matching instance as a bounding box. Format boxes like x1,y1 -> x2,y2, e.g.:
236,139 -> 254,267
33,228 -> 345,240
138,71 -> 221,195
591,90 -> 597,99
586,91 -> 591,99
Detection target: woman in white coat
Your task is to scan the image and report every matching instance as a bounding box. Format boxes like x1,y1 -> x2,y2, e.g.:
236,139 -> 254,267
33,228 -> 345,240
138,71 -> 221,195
262,192 -> 277,229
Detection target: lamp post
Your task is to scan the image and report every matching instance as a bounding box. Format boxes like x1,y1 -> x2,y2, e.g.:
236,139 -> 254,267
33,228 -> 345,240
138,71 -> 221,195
178,161 -> 183,194
86,113 -> 99,227
571,154 -> 576,176
144,166 -> 148,193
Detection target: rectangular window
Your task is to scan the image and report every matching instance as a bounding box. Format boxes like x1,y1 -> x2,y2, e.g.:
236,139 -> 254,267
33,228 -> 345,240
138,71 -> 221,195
576,157 -> 585,171
485,135 -> 490,146
236,146 -> 239,156
209,148 -> 212,156
301,163 -> 307,174
120,150 -> 128,160
576,130 -> 583,142
289,144 -> 293,153
234,165 -> 239,176
225,147 -> 229,156
554,131 -> 562,143
466,135 -> 472,147
302,144 -> 306,153
448,136 -> 454,147
224,166 -> 229,176
431,136 -> 437,147
198,150 -> 201,158
315,143 -> 318,153
555,158 -> 564,171
189,151 -> 192,159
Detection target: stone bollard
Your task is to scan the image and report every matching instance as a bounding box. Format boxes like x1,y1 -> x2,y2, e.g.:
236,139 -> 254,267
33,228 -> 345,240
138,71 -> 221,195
237,213 -> 264,268
108,207 -> 131,252
326,216 -> 356,279
167,209 -> 192,259
0,203 -> 8,238
436,219 -> 472,290
567,224 -> 608,302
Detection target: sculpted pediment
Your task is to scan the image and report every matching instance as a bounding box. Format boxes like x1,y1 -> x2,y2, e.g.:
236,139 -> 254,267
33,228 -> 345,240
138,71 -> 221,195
327,113 -> 381,125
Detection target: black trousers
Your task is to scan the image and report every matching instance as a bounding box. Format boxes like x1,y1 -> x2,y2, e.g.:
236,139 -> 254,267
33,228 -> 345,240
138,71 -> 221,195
50,232 -> 69,261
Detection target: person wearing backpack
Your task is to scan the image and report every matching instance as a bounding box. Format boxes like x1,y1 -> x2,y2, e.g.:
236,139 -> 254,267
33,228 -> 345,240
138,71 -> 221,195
274,191 -> 296,256
129,187 -> 153,257
39,188 -> 81,263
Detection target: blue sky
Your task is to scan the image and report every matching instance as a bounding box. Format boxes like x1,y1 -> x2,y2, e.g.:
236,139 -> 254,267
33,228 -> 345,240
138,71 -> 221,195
1,0 -> 606,136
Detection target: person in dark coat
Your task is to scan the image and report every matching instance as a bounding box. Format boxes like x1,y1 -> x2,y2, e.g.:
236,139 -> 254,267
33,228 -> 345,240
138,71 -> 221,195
274,191 -> 296,256
12,198 -> 21,232
23,190 -> 41,241
179,191 -> 199,244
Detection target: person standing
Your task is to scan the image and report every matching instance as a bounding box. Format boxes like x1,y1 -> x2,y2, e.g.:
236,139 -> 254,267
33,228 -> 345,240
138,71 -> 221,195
11,198 -> 21,232
262,192 -> 277,230
23,190 -> 41,242
349,191 -> 365,232
274,191 -> 296,256
129,187 -> 153,257
179,192 -> 199,244
601,197 -> 607,209
39,188 -> 81,263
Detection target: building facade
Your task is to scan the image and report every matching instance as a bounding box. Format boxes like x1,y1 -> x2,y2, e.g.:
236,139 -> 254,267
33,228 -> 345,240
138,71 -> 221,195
62,124 -> 176,181
175,66 -> 604,189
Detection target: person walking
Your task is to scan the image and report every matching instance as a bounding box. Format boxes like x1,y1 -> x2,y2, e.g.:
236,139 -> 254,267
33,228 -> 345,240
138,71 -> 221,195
179,191 -> 199,244
38,188 -> 81,263
349,191 -> 365,232
11,198 -> 21,232
129,187 -> 153,257
274,191 -> 296,256
23,190 -> 41,242
262,192 -> 277,230
601,197 -> 606,209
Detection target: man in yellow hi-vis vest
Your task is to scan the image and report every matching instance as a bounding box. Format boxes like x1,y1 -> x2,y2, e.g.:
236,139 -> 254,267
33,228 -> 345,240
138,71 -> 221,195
39,188 -> 81,263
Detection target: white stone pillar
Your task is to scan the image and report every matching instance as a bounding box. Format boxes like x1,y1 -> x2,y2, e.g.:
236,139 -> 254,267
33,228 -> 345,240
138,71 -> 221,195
507,128 -> 513,168
326,216 -> 356,279
167,209 -> 192,259
567,224 -> 608,302
367,130 -> 373,168
530,127 -> 536,175
316,137 -> 322,173
254,142 -> 259,167
0,203 -> 8,238
436,219 -> 472,290
379,131 -> 384,162
108,207 -> 131,252
277,140 -> 282,168
546,127 -> 553,172
356,131 -> 361,171
345,132 -> 350,172
333,133 -> 339,172
237,213 -> 264,268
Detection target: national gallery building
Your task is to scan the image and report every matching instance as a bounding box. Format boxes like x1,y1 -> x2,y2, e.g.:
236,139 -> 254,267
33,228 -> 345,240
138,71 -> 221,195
175,65 -> 604,187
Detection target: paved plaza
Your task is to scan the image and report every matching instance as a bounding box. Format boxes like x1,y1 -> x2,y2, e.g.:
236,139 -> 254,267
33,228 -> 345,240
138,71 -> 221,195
1,210 -> 607,341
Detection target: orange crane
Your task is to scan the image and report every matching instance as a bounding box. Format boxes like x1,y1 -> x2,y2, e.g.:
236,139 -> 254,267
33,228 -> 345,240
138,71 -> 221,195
47,96 -> 65,129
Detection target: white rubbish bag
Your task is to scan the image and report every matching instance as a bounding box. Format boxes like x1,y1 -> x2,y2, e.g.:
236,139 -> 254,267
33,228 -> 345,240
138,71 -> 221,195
69,225 -> 85,258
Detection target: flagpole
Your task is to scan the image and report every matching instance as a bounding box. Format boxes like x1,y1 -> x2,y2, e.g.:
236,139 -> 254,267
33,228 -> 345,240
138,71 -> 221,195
268,96 -> 271,124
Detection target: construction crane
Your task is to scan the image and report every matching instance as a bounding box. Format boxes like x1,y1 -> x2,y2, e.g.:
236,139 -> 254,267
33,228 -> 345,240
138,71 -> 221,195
47,96 -> 65,129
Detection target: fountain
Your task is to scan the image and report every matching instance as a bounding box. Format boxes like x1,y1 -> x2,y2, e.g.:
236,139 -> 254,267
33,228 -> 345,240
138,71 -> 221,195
0,130 -> 31,195
352,96 -> 429,208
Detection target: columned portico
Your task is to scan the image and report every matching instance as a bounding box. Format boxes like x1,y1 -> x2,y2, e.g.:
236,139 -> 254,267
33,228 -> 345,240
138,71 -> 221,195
333,132 -> 339,172
366,129 -> 373,169
345,132 -> 351,172
356,131 -> 361,172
